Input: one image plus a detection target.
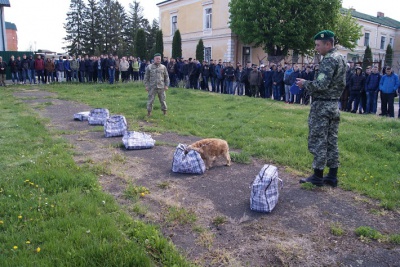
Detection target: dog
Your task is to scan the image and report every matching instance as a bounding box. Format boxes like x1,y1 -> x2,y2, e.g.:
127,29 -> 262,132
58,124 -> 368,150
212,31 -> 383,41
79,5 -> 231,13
186,138 -> 231,170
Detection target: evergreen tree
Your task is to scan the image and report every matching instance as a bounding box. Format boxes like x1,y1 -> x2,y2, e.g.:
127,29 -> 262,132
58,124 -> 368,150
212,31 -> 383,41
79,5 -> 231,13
145,19 -> 159,60
135,29 -> 147,59
172,29 -> 182,59
155,30 -> 164,58
362,46 -> 372,71
108,1 -> 126,55
127,0 -> 148,54
385,44 -> 393,67
81,0 -> 99,55
64,0 -> 87,55
196,39 -> 204,62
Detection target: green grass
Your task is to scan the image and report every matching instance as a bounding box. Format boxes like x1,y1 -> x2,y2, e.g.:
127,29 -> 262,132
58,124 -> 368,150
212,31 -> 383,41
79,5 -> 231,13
41,82 -> 400,209
354,226 -> 400,245
0,88 -> 192,266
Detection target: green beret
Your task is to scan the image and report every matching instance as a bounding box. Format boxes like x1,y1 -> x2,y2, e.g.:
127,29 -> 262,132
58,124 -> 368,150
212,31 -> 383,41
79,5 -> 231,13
154,53 -> 161,57
314,30 -> 335,40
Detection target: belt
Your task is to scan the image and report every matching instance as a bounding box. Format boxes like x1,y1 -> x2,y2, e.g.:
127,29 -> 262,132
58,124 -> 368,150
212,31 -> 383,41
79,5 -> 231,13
313,98 -> 339,101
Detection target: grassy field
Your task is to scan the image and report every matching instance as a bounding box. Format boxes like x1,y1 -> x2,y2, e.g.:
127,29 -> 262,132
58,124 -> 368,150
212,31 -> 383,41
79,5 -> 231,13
1,81 -> 399,265
0,88 -> 192,266
47,82 -> 400,210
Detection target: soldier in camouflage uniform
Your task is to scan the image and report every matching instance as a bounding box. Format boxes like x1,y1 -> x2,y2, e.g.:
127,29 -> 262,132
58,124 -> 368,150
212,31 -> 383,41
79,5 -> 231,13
144,53 -> 170,116
296,30 -> 346,187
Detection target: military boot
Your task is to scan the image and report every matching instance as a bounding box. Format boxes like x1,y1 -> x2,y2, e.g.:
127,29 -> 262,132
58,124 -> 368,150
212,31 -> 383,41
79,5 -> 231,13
163,110 -> 167,115
323,168 -> 338,187
300,169 -> 324,186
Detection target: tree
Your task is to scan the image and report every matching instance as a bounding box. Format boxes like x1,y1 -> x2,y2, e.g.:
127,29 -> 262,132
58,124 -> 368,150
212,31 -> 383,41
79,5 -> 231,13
333,9 -> 363,50
155,30 -> 164,58
135,29 -> 147,59
172,29 -> 182,59
196,39 -> 204,62
127,0 -> 148,54
81,0 -> 100,55
384,44 -> 393,67
146,19 -> 159,60
64,0 -> 87,55
362,46 -> 372,71
229,0 -> 341,62
108,1 -> 127,55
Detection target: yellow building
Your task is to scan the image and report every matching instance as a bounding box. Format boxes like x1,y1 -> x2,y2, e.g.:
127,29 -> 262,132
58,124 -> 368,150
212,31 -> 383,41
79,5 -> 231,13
157,1 -> 400,71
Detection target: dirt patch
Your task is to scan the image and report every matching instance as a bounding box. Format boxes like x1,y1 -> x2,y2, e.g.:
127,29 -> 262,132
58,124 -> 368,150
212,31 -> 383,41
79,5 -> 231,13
15,88 -> 400,266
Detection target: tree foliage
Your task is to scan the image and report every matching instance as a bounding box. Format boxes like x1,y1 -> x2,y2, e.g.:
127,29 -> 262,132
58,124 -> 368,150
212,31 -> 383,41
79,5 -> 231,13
229,0 -> 342,61
196,39 -> 204,62
64,0 -> 156,56
172,30 -> 182,59
155,30 -> 164,59
384,44 -> 393,67
333,9 -> 363,50
64,0 -> 87,55
362,46 -> 372,70
135,29 -> 147,59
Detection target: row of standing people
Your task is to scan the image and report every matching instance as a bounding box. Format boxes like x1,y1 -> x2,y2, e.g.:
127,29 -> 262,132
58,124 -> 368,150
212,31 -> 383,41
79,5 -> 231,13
342,62 -> 399,118
163,56 -> 318,104
4,54 -> 153,85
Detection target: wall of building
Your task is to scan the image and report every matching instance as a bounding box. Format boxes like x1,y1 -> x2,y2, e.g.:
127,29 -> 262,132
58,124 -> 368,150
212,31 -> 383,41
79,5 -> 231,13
6,28 -> 17,51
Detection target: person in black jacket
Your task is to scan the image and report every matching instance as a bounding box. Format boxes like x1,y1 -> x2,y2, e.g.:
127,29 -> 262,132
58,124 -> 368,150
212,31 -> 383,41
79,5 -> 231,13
346,66 -> 365,113
201,61 -> 211,91
272,64 -> 284,101
0,56 -> 7,86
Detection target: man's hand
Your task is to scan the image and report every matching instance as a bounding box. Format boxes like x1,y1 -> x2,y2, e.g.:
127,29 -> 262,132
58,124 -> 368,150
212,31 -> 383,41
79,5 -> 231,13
296,78 -> 306,88
145,87 -> 149,92
165,86 -> 168,91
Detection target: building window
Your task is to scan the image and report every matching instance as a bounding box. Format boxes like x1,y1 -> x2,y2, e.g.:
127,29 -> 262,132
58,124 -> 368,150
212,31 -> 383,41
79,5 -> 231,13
380,36 -> 386,50
364,32 -> 370,47
389,38 -> 394,48
204,47 -> 211,62
171,16 -> 177,34
204,8 -> 212,30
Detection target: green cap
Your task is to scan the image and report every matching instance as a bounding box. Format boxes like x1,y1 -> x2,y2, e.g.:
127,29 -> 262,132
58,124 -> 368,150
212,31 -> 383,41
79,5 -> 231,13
154,53 -> 161,57
314,30 -> 335,40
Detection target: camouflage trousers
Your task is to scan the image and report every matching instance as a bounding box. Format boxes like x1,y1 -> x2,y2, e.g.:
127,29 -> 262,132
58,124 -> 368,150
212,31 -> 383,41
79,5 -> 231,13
147,87 -> 167,112
308,101 -> 340,170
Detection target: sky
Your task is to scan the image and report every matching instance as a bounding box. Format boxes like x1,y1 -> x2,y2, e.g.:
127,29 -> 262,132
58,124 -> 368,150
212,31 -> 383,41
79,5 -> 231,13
4,0 -> 400,53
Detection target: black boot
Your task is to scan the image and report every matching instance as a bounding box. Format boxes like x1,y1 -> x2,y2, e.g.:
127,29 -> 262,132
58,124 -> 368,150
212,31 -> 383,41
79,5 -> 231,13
300,169 -> 324,186
323,168 -> 338,187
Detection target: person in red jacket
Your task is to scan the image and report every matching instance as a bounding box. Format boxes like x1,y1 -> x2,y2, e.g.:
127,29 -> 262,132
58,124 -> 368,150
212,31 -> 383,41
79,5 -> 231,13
34,55 -> 45,84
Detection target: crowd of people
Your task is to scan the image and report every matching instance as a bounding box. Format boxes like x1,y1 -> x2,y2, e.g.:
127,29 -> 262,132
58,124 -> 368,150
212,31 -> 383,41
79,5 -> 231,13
1,52 -> 398,118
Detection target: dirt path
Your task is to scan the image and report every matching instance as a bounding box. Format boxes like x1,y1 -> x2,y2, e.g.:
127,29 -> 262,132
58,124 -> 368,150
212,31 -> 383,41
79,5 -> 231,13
15,88 -> 400,266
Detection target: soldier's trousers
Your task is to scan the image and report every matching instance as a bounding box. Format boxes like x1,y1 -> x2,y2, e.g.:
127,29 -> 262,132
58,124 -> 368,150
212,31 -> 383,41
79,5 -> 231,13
147,87 -> 167,112
308,101 -> 340,170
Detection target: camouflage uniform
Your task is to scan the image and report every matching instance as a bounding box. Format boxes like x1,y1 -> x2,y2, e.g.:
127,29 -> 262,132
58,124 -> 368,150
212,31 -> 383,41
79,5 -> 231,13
144,63 -> 170,113
303,48 -> 346,170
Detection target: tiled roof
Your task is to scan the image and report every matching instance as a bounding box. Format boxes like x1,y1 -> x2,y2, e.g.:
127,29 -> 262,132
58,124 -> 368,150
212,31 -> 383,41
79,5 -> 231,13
5,21 -> 16,31
341,8 -> 400,29
0,0 -> 11,7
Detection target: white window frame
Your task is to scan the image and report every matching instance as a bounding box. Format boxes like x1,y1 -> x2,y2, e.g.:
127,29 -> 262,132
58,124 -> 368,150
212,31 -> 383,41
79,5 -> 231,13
204,47 -> 212,63
171,15 -> 177,35
364,32 -> 370,47
380,36 -> 386,50
204,8 -> 212,30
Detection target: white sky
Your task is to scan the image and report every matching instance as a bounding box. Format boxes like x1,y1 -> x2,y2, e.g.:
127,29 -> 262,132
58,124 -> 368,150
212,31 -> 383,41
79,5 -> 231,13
5,0 -> 400,53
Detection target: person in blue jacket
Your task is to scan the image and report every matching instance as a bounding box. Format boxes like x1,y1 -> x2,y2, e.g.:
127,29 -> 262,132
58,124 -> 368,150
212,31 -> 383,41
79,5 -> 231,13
364,65 -> 381,114
379,66 -> 399,117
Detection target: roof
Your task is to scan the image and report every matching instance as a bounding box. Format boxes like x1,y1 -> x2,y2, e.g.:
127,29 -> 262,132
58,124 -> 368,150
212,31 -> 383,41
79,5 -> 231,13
341,8 -> 400,29
0,0 -> 10,7
5,21 -> 17,31
156,0 -> 173,6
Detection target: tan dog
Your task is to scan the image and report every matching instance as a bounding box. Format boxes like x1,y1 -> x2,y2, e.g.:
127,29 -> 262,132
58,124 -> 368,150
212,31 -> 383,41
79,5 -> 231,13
186,138 -> 231,170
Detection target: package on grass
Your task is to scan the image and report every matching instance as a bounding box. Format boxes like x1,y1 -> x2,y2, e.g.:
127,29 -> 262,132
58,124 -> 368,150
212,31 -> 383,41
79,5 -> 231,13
88,108 -> 110,125
104,115 -> 128,138
172,144 -> 206,174
122,131 -> 155,150
73,111 -> 90,121
250,164 -> 283,213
